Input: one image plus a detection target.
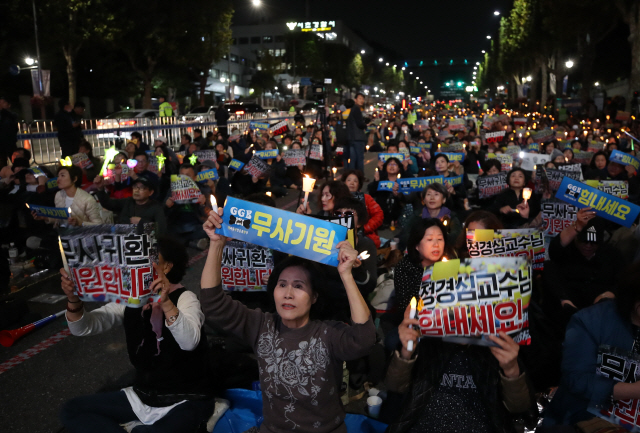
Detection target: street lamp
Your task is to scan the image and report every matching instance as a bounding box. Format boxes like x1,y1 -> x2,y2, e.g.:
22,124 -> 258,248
25,57 -> 35,66
565,60 -> 574,69
486,35 -> 491,39
385,62 -> 389,66
594,82 -> 600,86
252,0 -> 261,6
378,57 -> 383,62
482,50 -> 485,54
494,11 -> 500,16
361,49 -> 365,54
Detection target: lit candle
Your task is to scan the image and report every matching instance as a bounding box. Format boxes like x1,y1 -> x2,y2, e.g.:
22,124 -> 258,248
442,257 -> 448,262
266,191 -> 272,197
332,167 -> 337,180
523,188 -> 532,204
58,236 -> 70,276
210,195 -> 218,213
357,251 -> 370,261
407,297 -> 417,352
302,174 -> 316,209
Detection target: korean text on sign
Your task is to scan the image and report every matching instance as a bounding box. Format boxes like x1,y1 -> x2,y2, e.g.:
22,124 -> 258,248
541,200 -> 578,237
221,240 -> 273,292
417,257 -> 532,345
555,177 -> 640,228
170,174 -> 202,204
397,176 -> 444,194
466,228 -> 545,270
216,197 -> 348,266
28,204 -> 70,219
378,153 -> 405,162
477,172 -> 508,199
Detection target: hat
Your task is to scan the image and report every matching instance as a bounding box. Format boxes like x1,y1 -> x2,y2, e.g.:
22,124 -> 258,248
155,136 -> 167,144
550,148 -> 564,161
577,218 -> 605,244
131,176 -> 155,191
200,160 -> 217,169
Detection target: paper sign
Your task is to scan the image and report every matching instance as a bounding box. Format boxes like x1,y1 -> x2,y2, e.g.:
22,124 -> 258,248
532,130 -> 556,143
196,168 -> 219,183
586,180 -> 629,199
410,146 -> 421,154
30,167 -> 47,178
535,167 -> 582,195
444,175 -> 463,187
283,149 -> 306,166
587,141 -> 604,153
435,152 -> 465,163
60,224 -> 159,307
520,153 -> 550,171
71,153 -> 93,169
541,200 -> 578,237
245,155 -> 271,178
249,121 -> 270,131
193,149 -> 217,163
377,181 -> 395,191
555,177 -> 640,228
466,228 -> 545,270
170,174 -> 202,204
438,142 -> 464,153
308,144 -> 323,161
27,204 -> 69,219
397,176 -> 444,194
610,150 -> 640,171
229,159 -> 245,171
572,150 -> 594,165
46,178 -> 58,189
216,197 -> 348,267
378,153 -> 405,162
484,131 -> 506,143
487,153 -> 513,171
221,240 -> 273,292
255,149 -> 279,160
448,119 -> 466,131
432,259 -> 460,281
477,172 -> 508,199
418,257 -> 532,345
416,142 -> 432,150
527,143 -> 540,152
270,120 -> 289,136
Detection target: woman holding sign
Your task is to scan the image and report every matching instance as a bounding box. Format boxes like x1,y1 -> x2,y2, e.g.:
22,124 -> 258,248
200,210 -> 376,433
59,237 -> 214,432
491,168 -> 540,229
434,154 -> 468,212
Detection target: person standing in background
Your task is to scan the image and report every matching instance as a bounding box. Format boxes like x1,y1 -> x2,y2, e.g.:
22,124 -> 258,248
158,96 -> 173,117
54,100 -> 81,158
346,92 -> 367,172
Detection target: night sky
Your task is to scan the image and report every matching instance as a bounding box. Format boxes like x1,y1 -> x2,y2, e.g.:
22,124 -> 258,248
236,0 -> 514,91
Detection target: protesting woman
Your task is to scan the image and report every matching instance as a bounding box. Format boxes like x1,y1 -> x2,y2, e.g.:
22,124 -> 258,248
296,180 -> 351,217
433,153 -> 469,212
59,237 -> 214,432
491,168 -> 540,229
341,169 -> 384,247
200,210 -> 376,432
367,157 -> 405,227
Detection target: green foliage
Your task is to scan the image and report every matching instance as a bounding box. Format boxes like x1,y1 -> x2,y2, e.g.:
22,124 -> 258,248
348,54 -> 364,87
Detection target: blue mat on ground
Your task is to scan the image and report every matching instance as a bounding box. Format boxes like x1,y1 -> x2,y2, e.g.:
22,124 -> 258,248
213,389 -> 388,433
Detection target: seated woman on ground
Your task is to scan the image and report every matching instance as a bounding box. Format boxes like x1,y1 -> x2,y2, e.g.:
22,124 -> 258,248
420,183 -> 462,244
341,169 -> 384,248
200,210 -> 376,433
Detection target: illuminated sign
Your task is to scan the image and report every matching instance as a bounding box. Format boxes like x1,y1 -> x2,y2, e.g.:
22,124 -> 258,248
286,21 -> 336,32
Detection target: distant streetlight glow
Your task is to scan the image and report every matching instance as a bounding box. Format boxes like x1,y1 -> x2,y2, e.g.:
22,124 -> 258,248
526,76 -> 532,82
385,62 -> 389,66
378,57 -> 383,62
361,49 -> 365,54
486,35 -> 492,39
252,0 -> 261,6
594,82 -> 600,86
494,11 -> 500,15
565,60 -> 574,69
25,57 -> 35,66
482,50 -> 486,53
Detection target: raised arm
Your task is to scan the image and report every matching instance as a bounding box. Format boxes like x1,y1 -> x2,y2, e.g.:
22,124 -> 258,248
336,241 -> 370,324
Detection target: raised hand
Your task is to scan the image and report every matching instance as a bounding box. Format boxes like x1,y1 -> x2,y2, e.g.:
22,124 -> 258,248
203,209 -> 227,246
399,303 -> 420,360
486,332 -> 520,378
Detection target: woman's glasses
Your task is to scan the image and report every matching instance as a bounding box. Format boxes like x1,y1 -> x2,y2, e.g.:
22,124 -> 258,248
334,210 -> 354,217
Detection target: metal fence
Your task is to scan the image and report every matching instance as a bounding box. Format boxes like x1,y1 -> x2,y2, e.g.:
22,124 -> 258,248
17,111 -> 308,165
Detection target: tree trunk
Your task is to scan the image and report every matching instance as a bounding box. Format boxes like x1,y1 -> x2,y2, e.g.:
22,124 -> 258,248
143,77 -> 152,108
541,61 -> 548,111
627,3 -> 640,112
63,46 -> 77,106
199,75 -> 207,106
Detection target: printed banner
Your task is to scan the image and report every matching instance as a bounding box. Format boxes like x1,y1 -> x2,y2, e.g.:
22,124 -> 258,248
416,142 -> 432,150
378,153 -> 405,162
555,177 -> 640,228
532,129 -> 556,143
466,229 -> 545,270
488,153 -> 513,171
572,150 -> 594,165
410,146 -> 421,154
377,181 -> 395,192
60,224 -> 159,307
249,121 -> 270,131
589,345 -> 640,431
193,150 -> 217,163
520,153 -> 550,171
46,177 -> 58,189
146,155 -> 160,175
587,141 -> 605,153
445,174 -> 464,187
103,164 -> 129,185
527,143 -> 540,152
216,197 -> 348,267
283,149 -> 306,166
319,214 -> 356,248
541,200 -> 578,237
417,257 -> 532,345
309,144 -> 323,161
616,111 -> 631,121
398,176 -> 444,194
438,142 -> 464,153
255,149 -> 279,160
245,156 -> 271,178
71,153 -> 93,169
484,131 -> 506,144
196,168 -> 219,183
436,152 -> 465,162
535,167 -> 582,195
448,118 -> 466,132
221,240 -> 273,292
513,118 -> 527,125
270,120 -> 289,136
482,115 -> 496,129
27,204 -> 69,219
170,174 -> 202,204
610,149 -> 640,171
30,167 -> 47,178
229,159 -> 245,171
586,180 -> 629,199
477,172 -> 508,199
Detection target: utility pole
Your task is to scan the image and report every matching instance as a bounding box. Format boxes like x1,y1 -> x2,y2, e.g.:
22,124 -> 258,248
32,0 -> 46,119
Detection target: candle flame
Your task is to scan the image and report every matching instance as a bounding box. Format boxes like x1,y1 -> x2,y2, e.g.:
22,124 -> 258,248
358,251 -> 370,261
410,297 -> 417,309
442,257 -> 448,262
266,191 -> 272,197
26,203 -> 30,209
210,195 -> 217,209
68,207 -> 72,214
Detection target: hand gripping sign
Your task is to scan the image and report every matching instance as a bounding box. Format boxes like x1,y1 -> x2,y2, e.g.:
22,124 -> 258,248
216,197 -> 348,266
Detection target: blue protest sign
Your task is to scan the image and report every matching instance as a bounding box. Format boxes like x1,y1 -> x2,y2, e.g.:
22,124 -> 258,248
229,159 -> 245,171
255,149 -> 279,160
410,146 -> 421,154
444,174 -> 464,186
555,177 -> 640,228
216,197 -> 348,267
609,149 -> 640,171
30,167 -> 46,177
377,181 -> 395,191
46,178 -> 58,189
249,121 -> 270,131
397,176 -> 444,194
196,168 -> 219,183
528,143 -> 540,152
417,142 -> 432,150
378,153 -> 405,162
435,152 -> 465,162
27,204 -> 70,219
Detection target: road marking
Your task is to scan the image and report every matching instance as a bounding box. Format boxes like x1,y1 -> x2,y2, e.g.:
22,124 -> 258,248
0,328 -> 71,375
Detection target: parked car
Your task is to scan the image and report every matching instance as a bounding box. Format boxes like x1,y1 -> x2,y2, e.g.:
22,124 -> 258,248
182,106 -> 216,122
223,102 -> 265,116
96,109 -> 160,140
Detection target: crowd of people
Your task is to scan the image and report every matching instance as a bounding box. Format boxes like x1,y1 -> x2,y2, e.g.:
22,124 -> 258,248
2,96 -> 640,433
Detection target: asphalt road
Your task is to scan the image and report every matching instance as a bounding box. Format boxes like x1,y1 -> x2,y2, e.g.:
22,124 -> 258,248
0,153 -> 383,433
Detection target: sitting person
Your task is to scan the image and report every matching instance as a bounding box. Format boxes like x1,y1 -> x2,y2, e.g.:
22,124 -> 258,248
454,210 -> 504,258
94,175 -> 166,236
368,157 -> 405,228
1,148 -> 33,182
59,237 -> 214,432
131,151 -> 160,199
491,168 -> 540,229
200,210 -> 376,433
296,180 -> 351,217
384,301 -> 533,432
77,140 -> 101,190
420,183 -> 462,243
542,261 -> 640,428
341,169 -> 384,248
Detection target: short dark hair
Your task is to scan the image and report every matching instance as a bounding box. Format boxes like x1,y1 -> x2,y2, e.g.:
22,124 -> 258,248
134,150 -> 149,162
131,132 -> 143,141
355,92 -> 365,99
156,236 -> 188,284
57,164 -> 83,187
434,153 -> 449,165
267,256 -> 326,320
78,140 -> 95,158
406,218 -> 448,266
386,144 -> 399,153
340,169 -> 364,190
506,167 -> 528,187
11,157 -> 30,170
483,159 -> 502,173
382,157 -> 405,178
334,196 -> 369,226
421,182 -> 449,201
182,134 -> 192,142
316,180 -> 351,209
179,163 -> 196,175
15,148 -> 31,161
194,128 -> 202,135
